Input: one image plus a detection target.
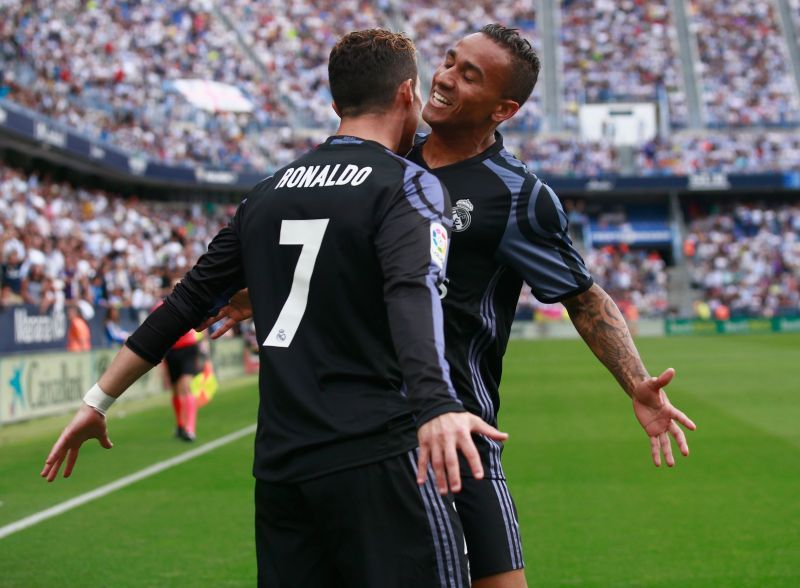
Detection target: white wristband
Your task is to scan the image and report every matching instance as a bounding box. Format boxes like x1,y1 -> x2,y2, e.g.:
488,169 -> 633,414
83,383 -> 116,416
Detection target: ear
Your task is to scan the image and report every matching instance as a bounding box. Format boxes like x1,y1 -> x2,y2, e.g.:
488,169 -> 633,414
331,101 -> 341,117
491,99 -> 520,124
397,78 -> 415,105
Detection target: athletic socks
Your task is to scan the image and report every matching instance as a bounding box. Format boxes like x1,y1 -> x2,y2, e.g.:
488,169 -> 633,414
172,394 -> 183,428
182,393 -> 197,437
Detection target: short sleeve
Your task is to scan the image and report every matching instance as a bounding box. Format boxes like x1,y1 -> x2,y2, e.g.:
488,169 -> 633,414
496,177 -> 593,303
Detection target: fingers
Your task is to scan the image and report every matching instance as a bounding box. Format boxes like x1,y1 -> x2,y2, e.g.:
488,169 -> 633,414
41,440 -> 65,479
63,447 -> 80,478
416,446 -> 430,486
99,432 -> 113,450
659,431 -> 675,467
650,435 -> 661,467
443,441 -> 461,493
210,318 -> 237,340
46,453 -> 66,482
468,416 -> 509,442
670,406 -> 697,431
195,317 -> 214,332
669,421 -> 689,456
459,436 -> 484,481
653,367 -> 675,389
429,443 -> 448,495
40,458 -> 56,480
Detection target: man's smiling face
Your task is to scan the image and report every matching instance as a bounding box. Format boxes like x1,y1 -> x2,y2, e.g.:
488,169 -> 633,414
423,33 -> 517,130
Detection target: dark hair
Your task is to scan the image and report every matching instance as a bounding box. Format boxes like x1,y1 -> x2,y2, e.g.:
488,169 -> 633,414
479,23 -> 540,105
328,29 -> 418,117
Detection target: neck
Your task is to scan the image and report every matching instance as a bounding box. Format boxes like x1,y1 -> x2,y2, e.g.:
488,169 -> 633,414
336,114 -> 403,152
422,124 -> 497,168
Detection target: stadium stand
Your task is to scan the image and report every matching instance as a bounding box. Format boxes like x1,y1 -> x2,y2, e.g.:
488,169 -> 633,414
560,0 -> 687,129
218,0 -> 391,129
689,0 -> 800,128
684,202 -> 800,319
0,0 -> 292,169
0,162 -> 232,315
3,0 -> 800,175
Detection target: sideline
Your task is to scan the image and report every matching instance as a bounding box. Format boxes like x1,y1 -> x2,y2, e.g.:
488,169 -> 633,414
0,423 -> 257,540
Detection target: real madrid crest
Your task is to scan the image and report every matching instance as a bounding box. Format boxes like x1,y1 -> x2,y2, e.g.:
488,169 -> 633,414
452,199 -> 473,232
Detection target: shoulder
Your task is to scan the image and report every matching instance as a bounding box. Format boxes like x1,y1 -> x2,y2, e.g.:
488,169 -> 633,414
380,152 -> 450,220
383,149 -> 441,189
489,145 -> 535,180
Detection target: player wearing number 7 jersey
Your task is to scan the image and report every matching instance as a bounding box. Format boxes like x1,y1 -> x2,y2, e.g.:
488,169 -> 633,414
41,30 -> 506,588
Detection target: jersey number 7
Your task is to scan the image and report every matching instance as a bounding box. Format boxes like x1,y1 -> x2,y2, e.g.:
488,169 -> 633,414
263,219 -> 330,348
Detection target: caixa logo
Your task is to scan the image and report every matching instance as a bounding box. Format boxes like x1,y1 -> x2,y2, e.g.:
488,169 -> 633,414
7,363 -> 25,417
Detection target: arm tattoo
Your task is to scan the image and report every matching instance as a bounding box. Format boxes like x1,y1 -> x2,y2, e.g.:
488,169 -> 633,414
562,284 -> 649,397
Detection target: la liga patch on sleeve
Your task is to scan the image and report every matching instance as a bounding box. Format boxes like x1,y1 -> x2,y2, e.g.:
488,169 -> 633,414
430,222 -> 448,269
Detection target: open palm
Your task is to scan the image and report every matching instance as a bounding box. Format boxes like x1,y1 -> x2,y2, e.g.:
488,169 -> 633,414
632,368 -> 696,467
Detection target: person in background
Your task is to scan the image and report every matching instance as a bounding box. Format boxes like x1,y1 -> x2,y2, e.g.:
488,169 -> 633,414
164,322 -> 201,442
0,248 -> 24,306
104,306 -> 130,345
66,301 -> 92,352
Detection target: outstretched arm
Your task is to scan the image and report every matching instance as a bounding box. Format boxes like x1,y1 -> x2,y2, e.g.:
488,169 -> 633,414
41,346 -> 155,481
42,216 -> 246,482
562,283 -> 696,466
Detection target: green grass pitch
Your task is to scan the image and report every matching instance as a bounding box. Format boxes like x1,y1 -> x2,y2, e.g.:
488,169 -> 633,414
1,334 -> 798,587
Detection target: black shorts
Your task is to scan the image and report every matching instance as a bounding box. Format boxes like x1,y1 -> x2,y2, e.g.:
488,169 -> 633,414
255,449 -> 469,588
456,476 -> 524,580
163,344 -> 199,384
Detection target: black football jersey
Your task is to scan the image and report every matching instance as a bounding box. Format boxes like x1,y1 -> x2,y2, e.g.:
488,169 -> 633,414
407,132 -> 594,479
127,136 -> 463,482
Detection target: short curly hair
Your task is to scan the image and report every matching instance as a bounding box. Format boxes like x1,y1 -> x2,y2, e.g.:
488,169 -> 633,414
329,29 -> 418,117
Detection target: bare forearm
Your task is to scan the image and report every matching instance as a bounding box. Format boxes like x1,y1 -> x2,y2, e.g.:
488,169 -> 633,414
97,346 -> 157,397
562,284 -> 648,397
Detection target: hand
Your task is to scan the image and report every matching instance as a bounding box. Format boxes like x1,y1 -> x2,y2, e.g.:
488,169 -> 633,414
632,368 -> 697,467
196,289 -> 252,338
41,404 -> 114,482
416,412 -> 508,494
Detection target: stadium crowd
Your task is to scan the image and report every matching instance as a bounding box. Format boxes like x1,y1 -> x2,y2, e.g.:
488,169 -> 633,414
216,0 -> 388,129
0,158 -> 675,323
516,245 -> 669,321
0,162 -> 232,317
3,0 -> 800,177
0,0 -> 293,170
684,202 -> 800,318
690,0 -> 800,127
560,0 -> 687,128
503,131 -> 800,177
584,246 -> 669,318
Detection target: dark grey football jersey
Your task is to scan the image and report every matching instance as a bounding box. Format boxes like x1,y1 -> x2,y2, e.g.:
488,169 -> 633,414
127,136 -> 463,483
407,132 -> 594,479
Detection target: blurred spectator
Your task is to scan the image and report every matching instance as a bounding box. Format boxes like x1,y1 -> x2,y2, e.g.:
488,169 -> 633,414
104,306 -> 130,345
66,301 -> 92,352
0,248 -> 24,306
